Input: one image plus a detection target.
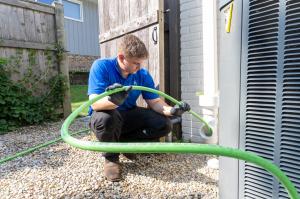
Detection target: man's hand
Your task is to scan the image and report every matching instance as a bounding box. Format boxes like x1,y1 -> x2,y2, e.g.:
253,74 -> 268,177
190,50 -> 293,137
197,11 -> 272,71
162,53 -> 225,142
106,83 -> 132,106
170,102 -> 191,116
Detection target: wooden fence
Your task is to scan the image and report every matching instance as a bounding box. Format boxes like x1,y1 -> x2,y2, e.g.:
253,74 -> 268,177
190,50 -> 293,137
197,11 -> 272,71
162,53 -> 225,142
0,0 -> 71,117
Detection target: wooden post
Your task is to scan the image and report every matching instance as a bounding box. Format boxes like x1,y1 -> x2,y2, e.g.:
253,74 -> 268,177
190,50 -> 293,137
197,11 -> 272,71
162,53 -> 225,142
165,0 -> 182,141
158,0 -> 165,94
54,2 -> 72,117
158,0 -> 166,142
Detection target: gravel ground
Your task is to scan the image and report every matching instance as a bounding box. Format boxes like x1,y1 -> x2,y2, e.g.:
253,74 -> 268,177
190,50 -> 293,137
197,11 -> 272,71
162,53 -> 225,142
0,118 -> 219,199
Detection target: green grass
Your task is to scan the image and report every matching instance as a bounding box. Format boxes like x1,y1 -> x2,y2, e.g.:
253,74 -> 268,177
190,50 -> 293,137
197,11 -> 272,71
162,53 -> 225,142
70,85 -> 89,116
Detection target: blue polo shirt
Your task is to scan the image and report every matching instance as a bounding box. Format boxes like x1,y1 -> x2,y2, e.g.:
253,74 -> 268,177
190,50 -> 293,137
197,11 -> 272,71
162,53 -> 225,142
87,57 -> 159,115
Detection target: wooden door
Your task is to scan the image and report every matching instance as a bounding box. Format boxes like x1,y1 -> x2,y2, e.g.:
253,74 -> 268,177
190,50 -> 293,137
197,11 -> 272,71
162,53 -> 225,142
98,0 -> 165,106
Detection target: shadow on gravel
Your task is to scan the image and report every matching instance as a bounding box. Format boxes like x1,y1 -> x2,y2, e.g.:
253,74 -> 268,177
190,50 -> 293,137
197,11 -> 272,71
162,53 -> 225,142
122,153 -> 217,185
58,154 -> 216,199
58,182 -> 134,199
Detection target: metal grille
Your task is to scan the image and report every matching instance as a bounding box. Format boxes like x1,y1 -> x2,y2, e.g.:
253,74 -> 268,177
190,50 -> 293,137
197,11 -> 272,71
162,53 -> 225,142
279,0 -> 300,198
244,0 -> 279,198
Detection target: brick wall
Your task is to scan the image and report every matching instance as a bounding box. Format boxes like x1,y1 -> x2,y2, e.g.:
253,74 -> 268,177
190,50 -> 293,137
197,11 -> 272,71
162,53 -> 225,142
180,0 -> 204,142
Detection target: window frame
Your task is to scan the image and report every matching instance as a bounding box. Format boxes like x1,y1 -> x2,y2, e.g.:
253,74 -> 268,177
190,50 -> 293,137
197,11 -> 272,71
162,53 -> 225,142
63,0 -> 84,22
35,0 -> 84,22
35,0 -> 55,5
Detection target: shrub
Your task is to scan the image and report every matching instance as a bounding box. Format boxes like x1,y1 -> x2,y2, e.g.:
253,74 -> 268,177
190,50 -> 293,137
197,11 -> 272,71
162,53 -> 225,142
0,57 -> 66,133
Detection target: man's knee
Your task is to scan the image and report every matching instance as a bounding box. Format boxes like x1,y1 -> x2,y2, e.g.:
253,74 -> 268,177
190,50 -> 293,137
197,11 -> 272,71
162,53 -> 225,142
91,112 -> 114,129
90,110 -> 122,140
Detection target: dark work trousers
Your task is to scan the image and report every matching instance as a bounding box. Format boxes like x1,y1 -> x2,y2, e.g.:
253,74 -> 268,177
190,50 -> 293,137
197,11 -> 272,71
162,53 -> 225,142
90,107 -> 172,161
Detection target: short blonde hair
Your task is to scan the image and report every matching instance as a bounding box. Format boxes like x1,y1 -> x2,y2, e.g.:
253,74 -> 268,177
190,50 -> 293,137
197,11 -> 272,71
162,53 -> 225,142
118,34 -> 149,59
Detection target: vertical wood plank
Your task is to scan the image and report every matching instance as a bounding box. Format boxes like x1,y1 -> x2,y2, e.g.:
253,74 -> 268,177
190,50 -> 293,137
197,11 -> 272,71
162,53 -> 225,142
7,5 -> 14,40
129,0 -> 140,20
40,12 -> 47,43
45,14 -> 56,43
116,37 -> 122,55
34,11 -> 43,43
0,4 -> 9,39
109,0 -> 118,29
110,39 -> 117,57
24,9 -> 36,42
98,0 -> 103,34
158,0 -> 165,93
15,7 -> 26,41
100,42 -> 106,57
119,0 -> 130,26
148,0 -> 159,14
140,0 -> 148,16
105,41 -> 110,57
103,39 -> 118,58
102,0 -> 110,33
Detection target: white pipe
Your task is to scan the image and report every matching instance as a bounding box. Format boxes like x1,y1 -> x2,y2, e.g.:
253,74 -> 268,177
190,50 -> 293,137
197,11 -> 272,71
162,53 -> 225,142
200,0 -> 218,144
202,0 -> 217,97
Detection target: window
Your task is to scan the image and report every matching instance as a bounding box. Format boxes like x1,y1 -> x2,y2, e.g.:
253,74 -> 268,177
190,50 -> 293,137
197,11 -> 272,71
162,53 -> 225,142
35,0 -> 83,22
62,0 -> 83,22
36,0 -> 54,4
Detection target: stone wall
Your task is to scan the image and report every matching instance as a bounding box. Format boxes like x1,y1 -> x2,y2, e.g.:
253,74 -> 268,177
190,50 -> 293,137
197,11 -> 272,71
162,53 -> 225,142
68,54 -> 99,72
68,54 -> 99,85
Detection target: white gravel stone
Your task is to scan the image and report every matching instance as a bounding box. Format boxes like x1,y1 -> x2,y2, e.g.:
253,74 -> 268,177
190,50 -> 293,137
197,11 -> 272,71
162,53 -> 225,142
0,119 -> 219,198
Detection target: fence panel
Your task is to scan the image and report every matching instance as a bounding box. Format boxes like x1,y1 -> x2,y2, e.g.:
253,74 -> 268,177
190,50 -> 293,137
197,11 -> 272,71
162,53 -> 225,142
0,0 -> 71,116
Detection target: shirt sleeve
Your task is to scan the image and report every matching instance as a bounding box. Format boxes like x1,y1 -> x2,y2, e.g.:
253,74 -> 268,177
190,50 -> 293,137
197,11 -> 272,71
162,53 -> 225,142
141,71 -> 160,100
88,60 -> 109,95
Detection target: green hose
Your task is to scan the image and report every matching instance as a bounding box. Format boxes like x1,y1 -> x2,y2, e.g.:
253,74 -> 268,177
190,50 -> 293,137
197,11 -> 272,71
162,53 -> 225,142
0,129 -> 89,164
61,86 -> 300,199
61,86 -> 299,199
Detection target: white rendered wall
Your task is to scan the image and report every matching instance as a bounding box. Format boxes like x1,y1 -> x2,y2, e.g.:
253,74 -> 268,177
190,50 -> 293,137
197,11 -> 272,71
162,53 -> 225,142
180,0 -> 218,143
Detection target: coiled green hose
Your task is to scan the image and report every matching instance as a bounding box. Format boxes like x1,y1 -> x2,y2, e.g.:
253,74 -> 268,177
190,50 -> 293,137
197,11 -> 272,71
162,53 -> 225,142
61,86 -> 299,199
0,129 -> 89,164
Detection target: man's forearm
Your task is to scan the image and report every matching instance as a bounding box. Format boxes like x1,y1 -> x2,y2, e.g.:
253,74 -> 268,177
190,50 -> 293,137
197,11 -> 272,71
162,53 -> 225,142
147,98 -> 173,116
91,96 -> 118,111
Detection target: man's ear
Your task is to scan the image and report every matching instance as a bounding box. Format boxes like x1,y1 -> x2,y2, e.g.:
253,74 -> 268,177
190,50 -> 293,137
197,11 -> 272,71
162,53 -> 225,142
117,53 -> 125,61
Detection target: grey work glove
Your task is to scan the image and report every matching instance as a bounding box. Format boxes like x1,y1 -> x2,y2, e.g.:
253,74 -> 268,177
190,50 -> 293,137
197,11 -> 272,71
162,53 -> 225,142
106,83 -> 132,106
170,102 -> 191,116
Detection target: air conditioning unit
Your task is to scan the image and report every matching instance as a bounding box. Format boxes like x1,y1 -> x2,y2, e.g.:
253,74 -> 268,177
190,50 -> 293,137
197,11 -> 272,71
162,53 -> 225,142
218,0 -> 300,198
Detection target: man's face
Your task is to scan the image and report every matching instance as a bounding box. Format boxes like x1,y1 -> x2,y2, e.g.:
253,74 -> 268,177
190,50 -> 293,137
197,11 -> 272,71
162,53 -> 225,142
119,54 -> 145,74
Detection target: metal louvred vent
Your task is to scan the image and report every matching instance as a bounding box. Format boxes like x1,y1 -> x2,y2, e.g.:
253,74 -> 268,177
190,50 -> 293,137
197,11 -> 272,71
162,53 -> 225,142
279,0 -> 300,198
244,0 -> 279,198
